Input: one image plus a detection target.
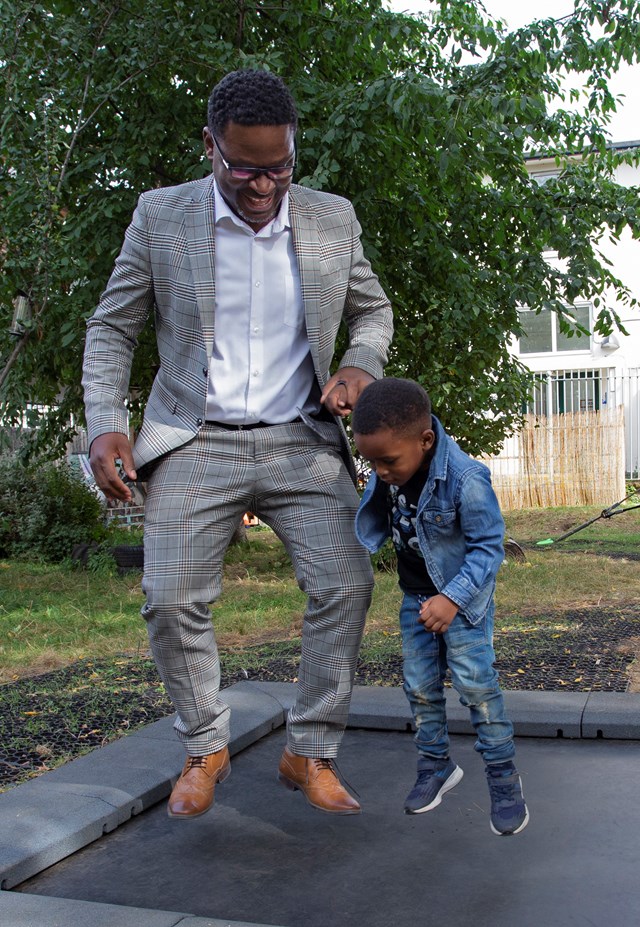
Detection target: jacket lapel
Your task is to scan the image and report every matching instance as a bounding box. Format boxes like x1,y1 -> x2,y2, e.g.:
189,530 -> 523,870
289,187 -> 321,374
184,175 -> 217,358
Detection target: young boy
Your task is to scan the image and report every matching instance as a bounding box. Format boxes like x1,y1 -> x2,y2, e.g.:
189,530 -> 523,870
352,378 -> 529,836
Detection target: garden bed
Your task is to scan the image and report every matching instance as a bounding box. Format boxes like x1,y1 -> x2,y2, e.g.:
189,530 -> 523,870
1,604 -> 636,791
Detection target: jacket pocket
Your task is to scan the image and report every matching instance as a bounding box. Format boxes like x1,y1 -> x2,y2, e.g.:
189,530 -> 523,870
423,508 -> 456,530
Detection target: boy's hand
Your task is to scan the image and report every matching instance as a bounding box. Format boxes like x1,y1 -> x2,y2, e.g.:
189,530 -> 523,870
419,594 -> 459,634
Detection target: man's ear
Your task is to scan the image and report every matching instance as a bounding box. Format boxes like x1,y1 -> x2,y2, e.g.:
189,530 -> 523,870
203,127 -> 215,164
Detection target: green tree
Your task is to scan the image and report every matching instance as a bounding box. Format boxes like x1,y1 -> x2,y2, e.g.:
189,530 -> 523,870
1,0 -> 639,455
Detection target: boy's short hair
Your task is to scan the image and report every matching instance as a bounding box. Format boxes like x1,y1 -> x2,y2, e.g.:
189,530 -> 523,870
352,377 -> 432,436
207,69 -> 299,136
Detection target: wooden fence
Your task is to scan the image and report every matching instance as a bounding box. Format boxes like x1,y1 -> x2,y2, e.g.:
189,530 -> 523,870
480,408 -> 626,510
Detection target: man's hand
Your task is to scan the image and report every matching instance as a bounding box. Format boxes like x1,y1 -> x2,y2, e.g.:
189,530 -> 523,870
320,367 -> 374,417
419,594 -> 459,635
89,432 -> 137,503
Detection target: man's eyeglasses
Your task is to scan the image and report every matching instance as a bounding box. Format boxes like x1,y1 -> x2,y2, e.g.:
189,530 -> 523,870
212,134 -> 295,181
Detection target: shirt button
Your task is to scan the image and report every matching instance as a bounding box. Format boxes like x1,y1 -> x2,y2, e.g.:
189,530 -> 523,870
252,370 -> 259,377
202,367 -> 208,377
196,418 -> 203,426
435,515 -> 442,522
255,281 -> 261,288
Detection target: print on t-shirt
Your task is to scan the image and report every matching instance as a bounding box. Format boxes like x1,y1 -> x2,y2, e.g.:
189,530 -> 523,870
389,484 -> 423,558
386,470 -> 437,596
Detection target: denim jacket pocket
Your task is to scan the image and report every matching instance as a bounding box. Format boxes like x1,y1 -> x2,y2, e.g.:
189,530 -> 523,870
423,508 -> 457,534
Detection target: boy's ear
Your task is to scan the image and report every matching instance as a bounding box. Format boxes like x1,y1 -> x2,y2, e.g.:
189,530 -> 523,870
421,428 -> 436,451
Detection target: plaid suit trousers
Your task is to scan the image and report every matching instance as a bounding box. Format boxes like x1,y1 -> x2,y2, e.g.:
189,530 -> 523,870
140,419 -> 374,757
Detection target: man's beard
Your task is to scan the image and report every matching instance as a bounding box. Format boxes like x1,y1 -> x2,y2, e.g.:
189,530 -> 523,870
236,202 -> 279,228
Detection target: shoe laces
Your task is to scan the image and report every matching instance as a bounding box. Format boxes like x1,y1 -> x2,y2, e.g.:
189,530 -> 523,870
312,758 -> 336,773
310,757 -> 360,799
185,755 -> 208,771
488,776 -> 518,805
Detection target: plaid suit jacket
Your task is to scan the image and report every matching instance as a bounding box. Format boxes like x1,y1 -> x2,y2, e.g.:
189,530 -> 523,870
82,176 -> 393,473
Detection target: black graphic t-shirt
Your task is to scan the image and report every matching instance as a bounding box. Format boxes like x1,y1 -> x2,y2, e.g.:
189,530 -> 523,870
387,469 -> 438,597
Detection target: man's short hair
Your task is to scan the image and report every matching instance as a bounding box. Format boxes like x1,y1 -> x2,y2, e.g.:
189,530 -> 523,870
208,69 -> 298,136
352,377 -> 432,436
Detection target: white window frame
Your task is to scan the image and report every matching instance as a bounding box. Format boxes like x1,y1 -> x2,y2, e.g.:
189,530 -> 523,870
517,302 -> 592,357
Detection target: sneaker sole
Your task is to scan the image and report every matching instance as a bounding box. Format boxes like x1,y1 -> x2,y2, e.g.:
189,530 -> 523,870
490,804 -> 530,836
405,765 -> 464,814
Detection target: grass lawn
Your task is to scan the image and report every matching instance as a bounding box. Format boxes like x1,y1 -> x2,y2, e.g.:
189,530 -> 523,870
1,505 -> 638,790
1,507 -> 639,683
503,498 -> 640,556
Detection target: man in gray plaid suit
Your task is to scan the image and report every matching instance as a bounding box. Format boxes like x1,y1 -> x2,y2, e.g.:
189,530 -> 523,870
83,70 -> 392,818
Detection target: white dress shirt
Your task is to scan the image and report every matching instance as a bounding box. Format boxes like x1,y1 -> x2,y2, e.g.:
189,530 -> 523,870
205,183 -> 318,424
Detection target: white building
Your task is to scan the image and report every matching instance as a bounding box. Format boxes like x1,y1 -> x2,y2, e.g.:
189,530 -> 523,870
514,143 -> 640,483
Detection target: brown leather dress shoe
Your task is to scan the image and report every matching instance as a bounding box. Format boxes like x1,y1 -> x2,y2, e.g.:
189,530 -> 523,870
277,746 -> 360,814
168,747 -> 231,819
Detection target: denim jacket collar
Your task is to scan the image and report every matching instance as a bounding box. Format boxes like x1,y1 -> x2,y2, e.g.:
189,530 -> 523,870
420,414 -> 448,502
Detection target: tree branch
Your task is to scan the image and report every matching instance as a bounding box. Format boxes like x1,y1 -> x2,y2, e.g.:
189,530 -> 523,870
0,332 -> 30,393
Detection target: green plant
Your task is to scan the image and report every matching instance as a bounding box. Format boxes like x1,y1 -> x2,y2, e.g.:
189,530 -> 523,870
86,546 -> 119,576
102,525 -> 144,547
0,456 -> 106,562
372,540 -> 397,574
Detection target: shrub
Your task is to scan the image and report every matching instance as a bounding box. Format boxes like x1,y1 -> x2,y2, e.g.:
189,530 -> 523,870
372,540 -> 397,574
0,456 -> 107,561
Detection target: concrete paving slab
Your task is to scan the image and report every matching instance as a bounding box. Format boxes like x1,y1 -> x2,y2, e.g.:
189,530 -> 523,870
37,729 -> 185,802
0,780 -> 144,889
12,727 -> 640,927
128,682 -> 286,755
246,681 -> 295,712
0,684 -> 284,890
0,891 -> 273,927
216,681 -> 287,754
250,681 -> 589,738
582,692 -> 640,739
500,690 -> 587,738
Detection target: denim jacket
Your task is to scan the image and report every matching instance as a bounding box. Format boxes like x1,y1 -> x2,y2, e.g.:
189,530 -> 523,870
355,415 -> 505,625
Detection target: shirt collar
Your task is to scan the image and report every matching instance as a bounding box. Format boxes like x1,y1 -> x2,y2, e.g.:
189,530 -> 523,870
213,180 -> 290,235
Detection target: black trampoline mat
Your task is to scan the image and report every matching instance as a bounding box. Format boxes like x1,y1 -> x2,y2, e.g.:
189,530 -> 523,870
16,729 -> 640,927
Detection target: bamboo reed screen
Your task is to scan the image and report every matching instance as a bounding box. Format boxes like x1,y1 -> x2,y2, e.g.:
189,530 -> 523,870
479,408 -> 626,510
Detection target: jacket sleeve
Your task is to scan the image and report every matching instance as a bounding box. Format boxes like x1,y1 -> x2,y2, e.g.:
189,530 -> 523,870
82,195 -> 155,447
440,467 -> 505,612
337,206 -> 393,379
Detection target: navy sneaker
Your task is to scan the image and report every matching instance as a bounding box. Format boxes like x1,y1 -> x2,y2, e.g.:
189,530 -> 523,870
404,757 -> 464,814
485,761 -> 529,835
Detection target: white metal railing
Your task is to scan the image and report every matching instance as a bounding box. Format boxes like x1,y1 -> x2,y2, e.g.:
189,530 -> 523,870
105,504 -> 145,528
604,367 -> 640,480
524,367 -> 640,480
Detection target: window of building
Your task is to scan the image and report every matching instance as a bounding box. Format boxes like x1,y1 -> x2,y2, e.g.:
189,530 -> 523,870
518,304 -> 591,355
529,169 -> 562,186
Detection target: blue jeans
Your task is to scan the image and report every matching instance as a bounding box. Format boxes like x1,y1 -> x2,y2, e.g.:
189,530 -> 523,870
399,593 -> 515,765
